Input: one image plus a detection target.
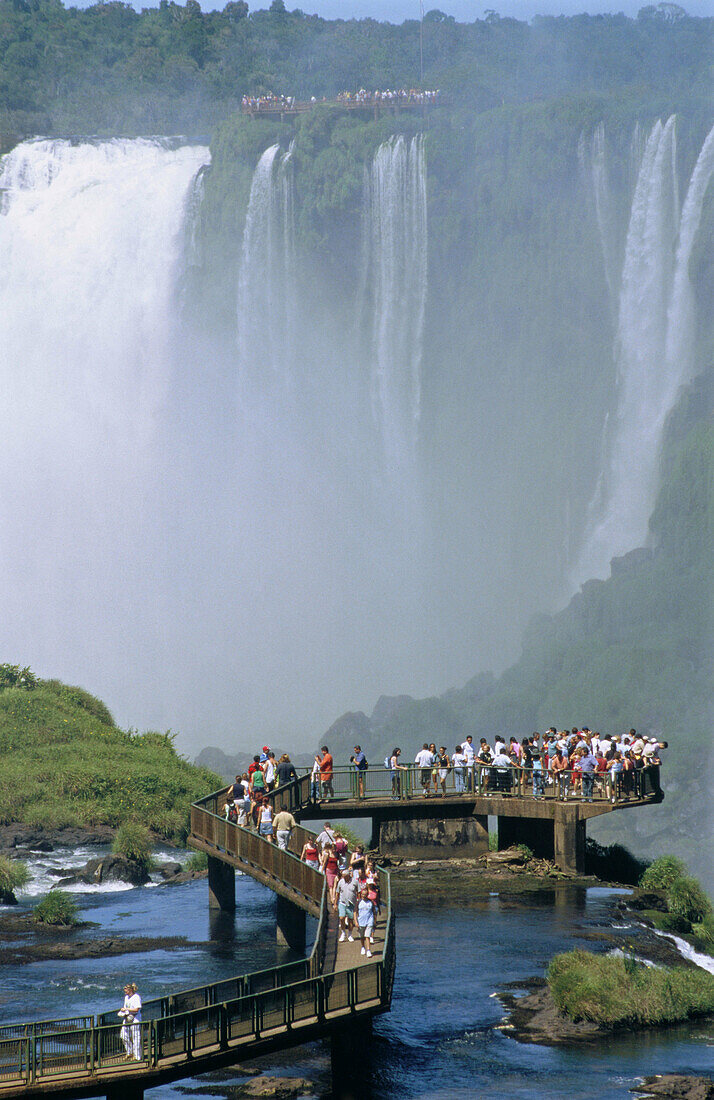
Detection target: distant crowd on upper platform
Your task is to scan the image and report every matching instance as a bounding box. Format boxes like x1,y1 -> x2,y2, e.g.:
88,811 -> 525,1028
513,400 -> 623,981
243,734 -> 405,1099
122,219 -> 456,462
240,88 -> 440,111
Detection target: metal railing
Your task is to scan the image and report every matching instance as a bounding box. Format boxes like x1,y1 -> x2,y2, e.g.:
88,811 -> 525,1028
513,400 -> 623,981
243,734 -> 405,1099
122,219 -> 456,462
0,793 -> 394,1093
268,762 -> 662,806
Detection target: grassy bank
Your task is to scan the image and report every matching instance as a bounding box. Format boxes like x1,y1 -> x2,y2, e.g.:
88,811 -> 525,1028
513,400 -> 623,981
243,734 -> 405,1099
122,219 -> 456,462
548,950 -> 714,1029
0,667 -> 220,842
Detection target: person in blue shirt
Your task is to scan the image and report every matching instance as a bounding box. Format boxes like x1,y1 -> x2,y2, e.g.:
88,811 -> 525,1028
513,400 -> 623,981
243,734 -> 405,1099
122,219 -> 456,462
350,745 -> 368,798
578,749 -> 598,802
356,887 -> 376,957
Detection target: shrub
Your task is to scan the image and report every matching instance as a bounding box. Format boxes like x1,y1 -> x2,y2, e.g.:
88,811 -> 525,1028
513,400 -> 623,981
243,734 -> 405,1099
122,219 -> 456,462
666,876 -> 712,926
185,851 -> 208,872
517,844 -> 534,862
112,822 -> 154,873
586,839 -> 649,885
691,914 -> 714,952
34,892 -> 79,926
548,949 -> 714,1028
0,856 -> 30,900
640,855 -> 687,891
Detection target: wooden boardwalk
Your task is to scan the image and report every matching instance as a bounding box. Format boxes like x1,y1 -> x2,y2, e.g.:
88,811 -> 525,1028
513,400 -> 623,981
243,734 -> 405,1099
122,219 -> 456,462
0,798 -> 395,1099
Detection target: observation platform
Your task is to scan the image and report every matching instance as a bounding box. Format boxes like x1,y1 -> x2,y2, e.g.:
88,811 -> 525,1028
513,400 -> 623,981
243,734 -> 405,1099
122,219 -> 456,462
240,96 -> 441,120
269,765 -> 663,874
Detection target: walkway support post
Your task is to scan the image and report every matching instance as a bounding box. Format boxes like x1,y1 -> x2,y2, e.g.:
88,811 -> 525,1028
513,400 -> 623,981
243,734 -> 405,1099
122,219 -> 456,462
276,893 -> 306,951
207,855 -> 235,911
553,807 -> 586,873
107,1086 -> 143,1100
330,1017 -> 372,1100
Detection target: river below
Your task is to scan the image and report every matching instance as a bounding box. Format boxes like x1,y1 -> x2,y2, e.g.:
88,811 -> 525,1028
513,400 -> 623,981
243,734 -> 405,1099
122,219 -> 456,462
1,849 -> 713,1099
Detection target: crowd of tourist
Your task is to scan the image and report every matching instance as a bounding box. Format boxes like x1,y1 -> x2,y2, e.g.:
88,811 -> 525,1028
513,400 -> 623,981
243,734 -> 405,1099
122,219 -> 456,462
222,746 -> 300,845
301,822 -> 380,954
388,727 -> 665,803
240,88 -> 440,111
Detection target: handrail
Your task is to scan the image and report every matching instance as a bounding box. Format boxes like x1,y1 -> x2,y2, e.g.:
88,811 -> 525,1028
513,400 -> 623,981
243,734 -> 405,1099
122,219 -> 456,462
263,761 -> 662,805
0,790 -> 394,1094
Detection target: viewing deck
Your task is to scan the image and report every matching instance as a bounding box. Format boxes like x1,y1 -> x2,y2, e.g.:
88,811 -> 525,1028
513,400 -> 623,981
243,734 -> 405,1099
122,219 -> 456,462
0,796 -> 394,1099
268,764 -> 663,871
240,96 -> 440,118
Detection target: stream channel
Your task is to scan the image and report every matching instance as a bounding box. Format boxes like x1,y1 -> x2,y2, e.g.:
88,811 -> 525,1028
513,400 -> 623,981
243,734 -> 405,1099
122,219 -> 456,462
1,846 -> 713,1098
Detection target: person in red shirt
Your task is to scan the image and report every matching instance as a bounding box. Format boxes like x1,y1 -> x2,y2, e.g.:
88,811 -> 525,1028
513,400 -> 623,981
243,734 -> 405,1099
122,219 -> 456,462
319,745 -> 334,799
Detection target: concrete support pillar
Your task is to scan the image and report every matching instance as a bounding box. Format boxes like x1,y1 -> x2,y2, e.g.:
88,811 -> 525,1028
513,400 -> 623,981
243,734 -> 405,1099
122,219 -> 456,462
107,1086 -> 143,1100
331,1017 -> 372,1100
276,893 -> 306,951
553,809 -> 586,873
207,855 -> 235,911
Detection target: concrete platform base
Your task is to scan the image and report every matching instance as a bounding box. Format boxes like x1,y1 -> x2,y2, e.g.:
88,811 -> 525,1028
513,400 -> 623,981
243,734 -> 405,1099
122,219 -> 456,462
372,804 -> 489,859
330,1017 -> 373,1099
208,855 -> 235,911
276,894 -> 306,950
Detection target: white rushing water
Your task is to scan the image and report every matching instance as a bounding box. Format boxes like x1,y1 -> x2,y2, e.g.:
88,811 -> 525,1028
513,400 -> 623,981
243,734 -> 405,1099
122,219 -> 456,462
236,142 -> 296,402
579,121 -> 619,312
572,117 -> 714,586
361,133 -> 427,487
652,929 -> 714,976
0,137 -> 209,694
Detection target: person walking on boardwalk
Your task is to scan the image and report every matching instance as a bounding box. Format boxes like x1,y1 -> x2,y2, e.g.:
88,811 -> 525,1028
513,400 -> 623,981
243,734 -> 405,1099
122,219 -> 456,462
336,868 -> 358,942
273,807 -> 297,850
357,886 -> 376,957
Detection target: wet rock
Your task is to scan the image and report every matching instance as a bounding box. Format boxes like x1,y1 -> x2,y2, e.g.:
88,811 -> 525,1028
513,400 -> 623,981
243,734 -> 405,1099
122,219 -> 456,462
0,889 -> 18,905
497,982 -> 605,1045
56,855 -> 150,888
628,889 -> 669,913
237,1078 -> 315,1098
632,1075 -> 714,1099
160,862 -> 183,879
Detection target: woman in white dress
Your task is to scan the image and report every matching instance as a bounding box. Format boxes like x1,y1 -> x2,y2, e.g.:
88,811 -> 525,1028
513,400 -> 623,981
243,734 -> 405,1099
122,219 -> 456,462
118,982 -> 142,1060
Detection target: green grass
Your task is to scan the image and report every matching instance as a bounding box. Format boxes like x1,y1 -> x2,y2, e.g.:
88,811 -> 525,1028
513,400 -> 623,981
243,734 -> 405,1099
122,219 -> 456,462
185,851 -> 208,873
0,855 -> 30,897
548,949 -> 714,1028
640,856 -> 688,891
0,674 -> 222,843
112,822 -> 154,872
34,892 -> 79,927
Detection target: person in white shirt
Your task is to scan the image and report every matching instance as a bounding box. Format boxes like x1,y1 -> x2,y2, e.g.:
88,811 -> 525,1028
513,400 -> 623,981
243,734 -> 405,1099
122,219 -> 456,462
460,735 -> 475,791
452,745 -> 467,792
118,982 -> 142,1060
415,744 -> 435,796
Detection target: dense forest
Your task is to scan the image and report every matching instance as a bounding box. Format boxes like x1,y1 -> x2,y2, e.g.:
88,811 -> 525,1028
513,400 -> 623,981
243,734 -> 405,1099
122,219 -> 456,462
1,1 -> 713,138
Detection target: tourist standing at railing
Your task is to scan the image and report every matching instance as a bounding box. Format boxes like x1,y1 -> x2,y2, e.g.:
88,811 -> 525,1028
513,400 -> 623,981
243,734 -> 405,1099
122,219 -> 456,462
310,755 -> 321,801
607,751 -> 623,802
492,743 -> 512,794
550,746 -> 568,799
319,745 -> 334,799
428,742 -> 439,795
436,746 -> 450,796
452,744 -> 467,792
389,747 -> 407,798
415,743 -> 435,797
118,982 -> 142,1060
531,745 -> 545,798
579,747 -> 597,802
461,734 -> 476,791
350,745 -> 368,798
273,807 -> 296,850
477,738 -> 492,792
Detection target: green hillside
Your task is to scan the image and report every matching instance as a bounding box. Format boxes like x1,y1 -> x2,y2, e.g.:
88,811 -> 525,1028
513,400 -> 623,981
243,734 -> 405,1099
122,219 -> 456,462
0,667 -> 221,841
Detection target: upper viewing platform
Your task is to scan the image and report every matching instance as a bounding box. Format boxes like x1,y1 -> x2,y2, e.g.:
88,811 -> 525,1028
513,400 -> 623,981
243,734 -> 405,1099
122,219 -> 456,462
240,89 -> 441,116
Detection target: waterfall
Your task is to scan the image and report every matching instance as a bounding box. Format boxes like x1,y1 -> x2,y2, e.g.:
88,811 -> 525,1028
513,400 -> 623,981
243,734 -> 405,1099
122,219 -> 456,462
573,116 -> 714,586
236,143 -> 296,401
0,137 -> 209,695
361,134 -> 427,486
579,121 -> 619,310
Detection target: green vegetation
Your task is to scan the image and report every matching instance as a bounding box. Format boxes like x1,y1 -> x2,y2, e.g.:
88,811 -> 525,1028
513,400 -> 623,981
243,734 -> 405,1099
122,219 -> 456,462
185,850 -> 208,872
0,855 -> 30,903
0,672 -> 221,842
666,877 -> 712,926
112,822 -> 155,873
1,3 -> 712,139
33,891 -> 79,927
640,856 -> 688,891
548,949 -> 714,1029
586,841 -> 649,886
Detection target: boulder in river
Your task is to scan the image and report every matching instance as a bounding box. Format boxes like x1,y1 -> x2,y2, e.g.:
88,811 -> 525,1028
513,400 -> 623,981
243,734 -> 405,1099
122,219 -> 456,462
632,1075 -> 714,1099
55,855 -> 150,888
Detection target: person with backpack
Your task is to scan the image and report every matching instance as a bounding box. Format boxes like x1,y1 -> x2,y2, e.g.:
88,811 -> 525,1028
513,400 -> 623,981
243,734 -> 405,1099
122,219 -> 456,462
350,745 -> 368,798
223,797 -> 239,824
